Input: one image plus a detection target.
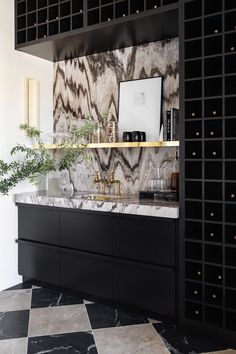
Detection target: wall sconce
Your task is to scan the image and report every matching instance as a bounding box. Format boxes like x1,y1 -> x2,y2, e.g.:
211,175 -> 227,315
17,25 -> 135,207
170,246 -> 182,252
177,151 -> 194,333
24,78 -> 39,128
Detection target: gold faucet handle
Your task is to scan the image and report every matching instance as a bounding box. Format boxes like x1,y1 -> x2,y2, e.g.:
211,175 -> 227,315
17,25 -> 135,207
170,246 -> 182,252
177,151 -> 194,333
109,170 -> 115,182
94,171 -> 101,182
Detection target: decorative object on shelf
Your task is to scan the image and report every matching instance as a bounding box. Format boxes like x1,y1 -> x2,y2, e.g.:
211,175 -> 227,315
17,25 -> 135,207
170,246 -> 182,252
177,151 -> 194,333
140,132 -> 146,142
154,190 -> 178,202
118,77 -> 163,141
131,131 -> 141,142
106,118 -> 119,143
163,107 -> 179,141
47,132 -> 72,145
123,131 -> 146,142
24,78 -> 39,129
91,112 -> 108,143
92,123 -> 104,143
146,167 -> 168,192
123,132 -> 132,142
170,150 -> 179,193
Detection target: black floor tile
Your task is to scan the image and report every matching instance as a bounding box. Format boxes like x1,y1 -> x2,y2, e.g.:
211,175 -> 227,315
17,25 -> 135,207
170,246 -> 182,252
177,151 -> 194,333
31,287 -> 84,309
86,303 -> 149,329
27,331 -> 98,354
153,321 -> 226,354
0,310 -> 29,340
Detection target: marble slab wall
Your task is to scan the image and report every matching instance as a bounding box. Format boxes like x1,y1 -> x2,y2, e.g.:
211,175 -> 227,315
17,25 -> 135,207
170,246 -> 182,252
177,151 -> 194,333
53,38 -> 179,194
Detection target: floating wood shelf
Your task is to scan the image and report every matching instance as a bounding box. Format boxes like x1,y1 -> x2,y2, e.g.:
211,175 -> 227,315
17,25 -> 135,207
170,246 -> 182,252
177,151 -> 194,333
36,141 -> 179,149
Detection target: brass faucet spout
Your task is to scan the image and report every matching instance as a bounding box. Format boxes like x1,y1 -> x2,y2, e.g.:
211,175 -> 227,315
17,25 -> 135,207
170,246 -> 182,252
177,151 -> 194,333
108,171 -> 121,196
93,171 -> 106,195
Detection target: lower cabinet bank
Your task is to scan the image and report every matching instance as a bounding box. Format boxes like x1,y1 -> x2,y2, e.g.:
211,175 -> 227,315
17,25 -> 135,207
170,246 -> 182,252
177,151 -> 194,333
17,204 -> 178,317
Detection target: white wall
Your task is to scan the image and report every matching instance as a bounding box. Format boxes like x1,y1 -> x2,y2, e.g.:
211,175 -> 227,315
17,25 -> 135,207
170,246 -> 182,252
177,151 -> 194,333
0,0 -> 53,290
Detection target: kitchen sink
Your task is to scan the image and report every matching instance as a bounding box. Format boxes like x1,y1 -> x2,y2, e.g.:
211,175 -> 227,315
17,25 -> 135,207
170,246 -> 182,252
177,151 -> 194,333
83,194 -> 121,201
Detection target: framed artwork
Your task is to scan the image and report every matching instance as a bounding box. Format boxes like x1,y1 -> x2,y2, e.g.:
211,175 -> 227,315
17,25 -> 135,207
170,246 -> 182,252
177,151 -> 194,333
24,78 -> 39,128
118,77 -> 163,141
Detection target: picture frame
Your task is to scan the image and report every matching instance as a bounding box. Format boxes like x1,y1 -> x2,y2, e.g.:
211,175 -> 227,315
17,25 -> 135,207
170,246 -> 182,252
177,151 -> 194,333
118,77 -> 163,141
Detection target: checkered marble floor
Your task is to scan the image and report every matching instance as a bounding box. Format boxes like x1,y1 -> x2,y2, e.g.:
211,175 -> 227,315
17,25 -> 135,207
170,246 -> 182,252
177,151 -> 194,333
0,281 -> 234,354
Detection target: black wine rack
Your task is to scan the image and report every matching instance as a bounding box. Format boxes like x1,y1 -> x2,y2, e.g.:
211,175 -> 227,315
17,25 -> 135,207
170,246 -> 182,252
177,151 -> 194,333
182,0 -> 236,339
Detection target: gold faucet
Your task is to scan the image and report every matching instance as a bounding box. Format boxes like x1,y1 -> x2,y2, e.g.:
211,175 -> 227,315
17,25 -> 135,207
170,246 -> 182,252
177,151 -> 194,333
93,171 -> 106,195
108,171 -> 121,196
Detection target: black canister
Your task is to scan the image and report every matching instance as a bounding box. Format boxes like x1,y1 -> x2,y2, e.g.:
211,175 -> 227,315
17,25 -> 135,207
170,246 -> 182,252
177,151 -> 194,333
131,131 -> 141,142
123,132 -> 132,142
140,132 -> 146,142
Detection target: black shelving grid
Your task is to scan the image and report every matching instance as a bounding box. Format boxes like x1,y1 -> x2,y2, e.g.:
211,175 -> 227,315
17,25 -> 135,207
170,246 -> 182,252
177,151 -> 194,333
182,0 -> 236,341
15,0 -> 179,46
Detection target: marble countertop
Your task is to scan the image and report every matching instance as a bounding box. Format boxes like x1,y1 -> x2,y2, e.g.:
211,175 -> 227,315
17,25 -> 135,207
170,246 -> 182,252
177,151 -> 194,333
14,191 -> 179,219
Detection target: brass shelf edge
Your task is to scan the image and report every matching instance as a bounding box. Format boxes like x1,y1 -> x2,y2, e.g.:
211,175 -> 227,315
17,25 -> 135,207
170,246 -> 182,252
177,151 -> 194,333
34,141 -> 179,149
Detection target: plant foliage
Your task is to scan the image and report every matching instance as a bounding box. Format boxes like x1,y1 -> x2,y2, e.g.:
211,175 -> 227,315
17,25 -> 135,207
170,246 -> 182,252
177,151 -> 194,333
0,121 -> 94,195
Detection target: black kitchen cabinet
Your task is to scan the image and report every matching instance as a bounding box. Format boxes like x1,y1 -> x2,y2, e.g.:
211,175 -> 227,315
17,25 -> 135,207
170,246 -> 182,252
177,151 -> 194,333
60,210 -> 113,255
18,205 -> 60,245
17,204 -> 177,317
61,249 -> 113,299
18,240 -> 60,286
113,260 -> 175,316
113,215 -> 176,266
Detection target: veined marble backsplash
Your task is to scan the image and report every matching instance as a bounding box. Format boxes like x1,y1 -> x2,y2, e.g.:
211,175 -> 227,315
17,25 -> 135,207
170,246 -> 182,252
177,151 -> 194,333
53,38 -> 179,194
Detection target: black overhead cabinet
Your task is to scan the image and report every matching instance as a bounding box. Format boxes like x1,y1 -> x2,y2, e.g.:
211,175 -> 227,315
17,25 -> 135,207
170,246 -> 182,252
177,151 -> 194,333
181,0 -> 236,344
15,0 -> 179,61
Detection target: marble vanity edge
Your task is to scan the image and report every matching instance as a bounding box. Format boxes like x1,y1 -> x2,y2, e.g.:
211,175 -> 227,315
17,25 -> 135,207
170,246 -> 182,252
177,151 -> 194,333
14,193 -> 179,219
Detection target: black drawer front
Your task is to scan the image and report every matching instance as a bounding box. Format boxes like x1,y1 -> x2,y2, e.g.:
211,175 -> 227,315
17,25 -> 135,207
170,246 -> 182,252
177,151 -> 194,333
18,205 -> 60,245
60,210 -> 113,255
113,262 -> 175,316
18,240 -> 60,286
61,250 -> 113,299
113,217 -> 176,267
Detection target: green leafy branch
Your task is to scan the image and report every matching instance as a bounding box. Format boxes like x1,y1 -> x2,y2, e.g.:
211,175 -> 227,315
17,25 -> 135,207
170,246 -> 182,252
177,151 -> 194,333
0,121 -> 95,195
